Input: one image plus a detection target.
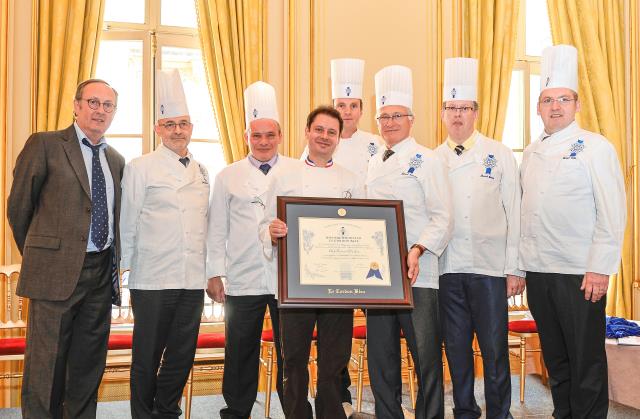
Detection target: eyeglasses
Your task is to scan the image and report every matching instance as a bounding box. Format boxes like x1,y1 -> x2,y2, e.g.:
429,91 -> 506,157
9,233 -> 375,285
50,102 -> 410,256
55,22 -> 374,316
159,121 -> 193,131
376,113 -> 413,124
539,97 -> 576,106
443,106 -> 475,114
80,98 -> 116,113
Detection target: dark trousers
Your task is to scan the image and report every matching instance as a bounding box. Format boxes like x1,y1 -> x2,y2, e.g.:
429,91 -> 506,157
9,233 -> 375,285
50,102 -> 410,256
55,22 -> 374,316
280,308 -> 353,419
526,272 -> 608,419
440,273 -> 511,419
220,294 -> 283,419
129,289 -> 204,419
21,249 -> 112,419
367,287 -> 443,419
340,366 -> 352,404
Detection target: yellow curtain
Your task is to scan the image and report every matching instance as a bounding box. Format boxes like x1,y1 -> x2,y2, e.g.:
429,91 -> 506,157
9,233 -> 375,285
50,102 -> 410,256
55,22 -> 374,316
628,0 -> 639,318
35,0 -> 105,131
547,0 -> 633,317
1,0 -> 9,266
462,0 -> 519,141
195,0 -> 264,164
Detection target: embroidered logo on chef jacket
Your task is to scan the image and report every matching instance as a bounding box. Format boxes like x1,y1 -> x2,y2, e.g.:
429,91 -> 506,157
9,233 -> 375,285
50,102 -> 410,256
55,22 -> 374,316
480,154 -> 497,179
368,142 -> 378,157
402,153 -> 423,176
563,139 -> 585,160
198,163 -> 209,184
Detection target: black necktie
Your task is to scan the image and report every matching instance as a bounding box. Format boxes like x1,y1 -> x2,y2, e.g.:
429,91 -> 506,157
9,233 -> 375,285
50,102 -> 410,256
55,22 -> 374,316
82,139 -> 109,250
454,145 -> 465,155
382,149 -> 395,162
179,156 -> 190,167
542,135 -> 551,142
259,163 -> 271,175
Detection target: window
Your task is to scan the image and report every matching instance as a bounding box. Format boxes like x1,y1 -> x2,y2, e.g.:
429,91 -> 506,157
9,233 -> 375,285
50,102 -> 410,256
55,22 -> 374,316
502,0 -> 552,163
97,0 -> 224,181
99,0 -> 225,315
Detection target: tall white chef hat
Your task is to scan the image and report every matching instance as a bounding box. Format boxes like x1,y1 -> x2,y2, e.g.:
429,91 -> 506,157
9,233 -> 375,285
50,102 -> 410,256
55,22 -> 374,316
156,69 -> 189,121
375,65 -> 413,111
540,44 -> 578,93
244,81 -> 280,127
331,58 -> 365,100
443,57 -> 478,101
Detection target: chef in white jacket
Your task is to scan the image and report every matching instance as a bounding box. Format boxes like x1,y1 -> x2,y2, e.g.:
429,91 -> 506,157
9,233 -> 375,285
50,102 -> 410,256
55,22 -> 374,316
365,65 -> 453,419
435,57 -> 524,419
206,81 -> 298,418
263,106 -> 364,419
120,69 -> 209,418
520,44 -> 626,419
300,58 -> 381,185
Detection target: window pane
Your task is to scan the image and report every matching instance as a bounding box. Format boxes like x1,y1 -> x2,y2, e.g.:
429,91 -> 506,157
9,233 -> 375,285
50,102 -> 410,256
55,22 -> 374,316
106,137 -> 143,163
161,47 -> 219,141
525,0 -> 553,56
502,70 -> 525,151
530,74 -> 544,142
189,142 -> 227,180
104,0 -> 145,24
96,40 -> 143,135
161,0 -> 198,28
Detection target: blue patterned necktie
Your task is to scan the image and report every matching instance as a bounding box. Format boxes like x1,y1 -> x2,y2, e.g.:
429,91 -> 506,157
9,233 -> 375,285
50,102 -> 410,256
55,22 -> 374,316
82,139 -> 109,250
259,163 -> 271,175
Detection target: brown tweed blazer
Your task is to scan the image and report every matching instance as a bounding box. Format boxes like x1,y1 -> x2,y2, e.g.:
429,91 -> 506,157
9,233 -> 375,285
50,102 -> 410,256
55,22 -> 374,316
7,124 -> 125,301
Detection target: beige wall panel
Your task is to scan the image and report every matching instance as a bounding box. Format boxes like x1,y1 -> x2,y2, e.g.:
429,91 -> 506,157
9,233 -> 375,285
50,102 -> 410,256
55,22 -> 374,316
5,0 -> 33,264
285,0 -> 441,156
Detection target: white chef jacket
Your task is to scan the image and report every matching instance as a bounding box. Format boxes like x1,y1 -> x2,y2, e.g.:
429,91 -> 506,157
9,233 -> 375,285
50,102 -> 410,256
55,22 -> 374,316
435,132 -> 524,278
120,144 -> 210,290
206,155 -> 299,296
519,121 -> 626,275
260,160 -> 365,260
300,129 -> 382,184
366,137 -> 453,289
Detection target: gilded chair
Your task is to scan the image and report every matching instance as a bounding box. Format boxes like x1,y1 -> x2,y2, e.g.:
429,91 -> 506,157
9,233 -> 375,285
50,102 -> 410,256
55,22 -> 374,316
507,292 -> 547,403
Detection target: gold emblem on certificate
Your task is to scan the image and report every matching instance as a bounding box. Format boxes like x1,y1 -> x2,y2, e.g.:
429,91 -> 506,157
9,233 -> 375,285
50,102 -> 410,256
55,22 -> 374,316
298,217 -> 391,286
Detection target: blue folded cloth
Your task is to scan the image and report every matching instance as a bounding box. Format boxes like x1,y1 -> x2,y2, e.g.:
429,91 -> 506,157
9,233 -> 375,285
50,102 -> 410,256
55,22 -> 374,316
606,316 -> 640,339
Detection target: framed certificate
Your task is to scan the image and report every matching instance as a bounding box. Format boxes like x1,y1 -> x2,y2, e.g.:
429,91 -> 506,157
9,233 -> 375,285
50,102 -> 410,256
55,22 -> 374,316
277,197 -> 412,308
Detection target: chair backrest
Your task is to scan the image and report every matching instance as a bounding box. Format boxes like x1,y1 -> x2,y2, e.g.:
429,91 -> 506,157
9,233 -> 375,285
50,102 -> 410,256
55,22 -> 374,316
0,264 -> 27,333
508,290 -> 532,320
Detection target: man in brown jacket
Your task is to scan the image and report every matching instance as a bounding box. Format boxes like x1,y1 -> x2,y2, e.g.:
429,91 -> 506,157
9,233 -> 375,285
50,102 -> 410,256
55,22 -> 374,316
8,79 -> 125,419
